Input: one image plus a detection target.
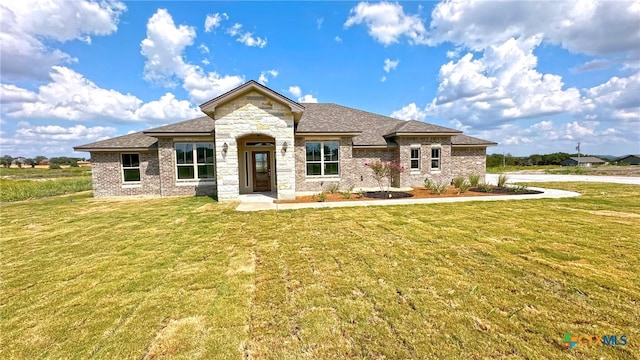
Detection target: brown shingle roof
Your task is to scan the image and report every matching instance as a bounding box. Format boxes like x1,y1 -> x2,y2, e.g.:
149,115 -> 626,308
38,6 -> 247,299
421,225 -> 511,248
75,102 -> 497,151
451,134 -> 498,146
143,116 -> 215,135
74,131 -> 157,151
385,120 -> 461,136
297,103 -> 462,146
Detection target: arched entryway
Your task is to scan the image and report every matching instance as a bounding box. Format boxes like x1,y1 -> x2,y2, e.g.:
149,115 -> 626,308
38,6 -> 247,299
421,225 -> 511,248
237,134 -> 276,194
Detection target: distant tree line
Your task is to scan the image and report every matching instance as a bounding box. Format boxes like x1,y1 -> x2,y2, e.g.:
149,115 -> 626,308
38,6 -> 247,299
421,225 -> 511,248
0,155 -> 87,168
487,152 -> 601,167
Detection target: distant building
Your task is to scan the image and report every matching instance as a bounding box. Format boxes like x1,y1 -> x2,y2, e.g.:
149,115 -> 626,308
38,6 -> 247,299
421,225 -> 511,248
560,156 -> 606,167
615,154 -> 640,166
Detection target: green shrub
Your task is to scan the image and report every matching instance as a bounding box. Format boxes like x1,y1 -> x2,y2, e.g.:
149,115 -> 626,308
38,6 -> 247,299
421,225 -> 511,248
468,174 -> 481,187
453,176 -> 465,189
428,181 -> 448,195
477,184 -> 494,193
424,179 -> 433,189
512,184 -> 529,193
326,183 -> 340,194
355,189 -> 365,199
340,191 -> 352,199
49,163 -> 61,170
458,182 -> 471,193
313,192 -> 327,202
497,174 -> 509,187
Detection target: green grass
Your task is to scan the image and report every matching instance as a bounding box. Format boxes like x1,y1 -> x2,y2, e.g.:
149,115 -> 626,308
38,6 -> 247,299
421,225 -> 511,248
0,177 -> 93,202
1,183 -> 639,359
487,165 -> 559,173
0,166 -> 92,179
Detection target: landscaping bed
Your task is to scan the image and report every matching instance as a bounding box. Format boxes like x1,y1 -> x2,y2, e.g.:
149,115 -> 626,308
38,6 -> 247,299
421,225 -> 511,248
274,185 -> 543,204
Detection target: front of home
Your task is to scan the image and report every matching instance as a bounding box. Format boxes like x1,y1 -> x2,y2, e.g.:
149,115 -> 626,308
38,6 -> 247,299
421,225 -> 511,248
75,81 -> 496,201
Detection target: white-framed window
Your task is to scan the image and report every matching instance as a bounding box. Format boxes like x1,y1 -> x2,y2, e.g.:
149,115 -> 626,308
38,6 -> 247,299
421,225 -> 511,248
431,147 -> 441,170
305,141 -> 339,176
121,153 -> 140,182
175,143 -> 215,180
410,148 -> 420,170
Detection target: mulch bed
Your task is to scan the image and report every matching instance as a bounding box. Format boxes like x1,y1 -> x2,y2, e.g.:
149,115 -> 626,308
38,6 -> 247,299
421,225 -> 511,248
274,186 -> 543,204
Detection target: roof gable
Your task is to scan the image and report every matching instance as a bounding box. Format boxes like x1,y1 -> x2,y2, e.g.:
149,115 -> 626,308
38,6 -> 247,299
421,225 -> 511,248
199,80 -> 304,115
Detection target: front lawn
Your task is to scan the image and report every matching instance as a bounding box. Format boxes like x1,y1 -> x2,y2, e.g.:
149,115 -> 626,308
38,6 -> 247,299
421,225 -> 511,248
1,182 -> 638,359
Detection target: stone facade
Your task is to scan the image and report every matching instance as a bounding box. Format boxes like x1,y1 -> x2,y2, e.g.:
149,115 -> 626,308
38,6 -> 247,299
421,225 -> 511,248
213,91 -> 295,201
90,151 -> 160,197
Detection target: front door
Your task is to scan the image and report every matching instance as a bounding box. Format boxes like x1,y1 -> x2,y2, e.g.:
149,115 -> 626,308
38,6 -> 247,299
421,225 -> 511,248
252,151 -> 271,192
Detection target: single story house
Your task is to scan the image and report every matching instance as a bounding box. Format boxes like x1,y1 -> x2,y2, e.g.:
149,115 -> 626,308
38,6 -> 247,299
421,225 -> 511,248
74,81 -> 497,201
614,154 -> 640,166
560,156 -> 606,167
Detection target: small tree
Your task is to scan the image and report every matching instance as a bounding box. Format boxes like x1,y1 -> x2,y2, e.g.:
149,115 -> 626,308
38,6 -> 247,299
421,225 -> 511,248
34,156 -> 48,165
364,160 -> 406,196
0,155 -> 13,168
25,158 -> 37,168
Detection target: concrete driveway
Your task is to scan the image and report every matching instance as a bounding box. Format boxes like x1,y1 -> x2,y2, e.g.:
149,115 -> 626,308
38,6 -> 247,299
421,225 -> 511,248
486,173 -> 640,185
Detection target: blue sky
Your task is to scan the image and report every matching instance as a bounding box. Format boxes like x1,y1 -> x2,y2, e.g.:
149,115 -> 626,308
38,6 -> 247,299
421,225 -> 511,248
1,0 -> 638,158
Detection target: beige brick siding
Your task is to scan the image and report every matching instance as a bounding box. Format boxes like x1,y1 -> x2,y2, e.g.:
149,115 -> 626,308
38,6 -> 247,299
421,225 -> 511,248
294,136 -> 488,191
90,151 -> 160,197
156,137 -> 217,197
450,147 -> 487,180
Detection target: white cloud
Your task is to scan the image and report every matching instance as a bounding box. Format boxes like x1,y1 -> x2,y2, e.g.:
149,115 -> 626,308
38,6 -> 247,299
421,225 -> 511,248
390,103 -> 426,121
344,2 -> 428,45
202,59 -> 210,65
226,23 -> 267,48
475,119 -> 636,155
299,94 -> 318,103
140,9 -> 244,103
380,76 -> 386,82
181,69 -> 244,104
317,17 -> 324,30
0,84 -> 38,104
204,12 -> 227,32
237,32 -> 267,48
0,121 -> 119,157
288,86 -> 302,98
582,71 -> 640,121
134,93 -> 202,121
15,122 -> 117,141
334,36 -> 343,43
140,8 -> 196,86
258,70 -> 278,85
2,66 -> 201,123
383,58 -> 399,73
428,0 -> 640,57
288,86 -> 317,103
198,43 -> 209,54
404,36 -> 583,129
0,0 -> 125,80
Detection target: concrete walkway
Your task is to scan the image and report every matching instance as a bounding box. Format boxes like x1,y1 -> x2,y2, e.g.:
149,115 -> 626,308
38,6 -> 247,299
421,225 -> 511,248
235,186 -> 580,212
486,173 -> 640,185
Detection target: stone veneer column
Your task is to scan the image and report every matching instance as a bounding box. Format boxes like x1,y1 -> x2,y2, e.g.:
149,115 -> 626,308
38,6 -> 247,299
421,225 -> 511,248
214,96 -> 295,201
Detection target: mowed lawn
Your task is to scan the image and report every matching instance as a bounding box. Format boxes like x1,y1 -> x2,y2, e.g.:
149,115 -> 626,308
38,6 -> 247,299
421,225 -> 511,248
1,182 -> 638,359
